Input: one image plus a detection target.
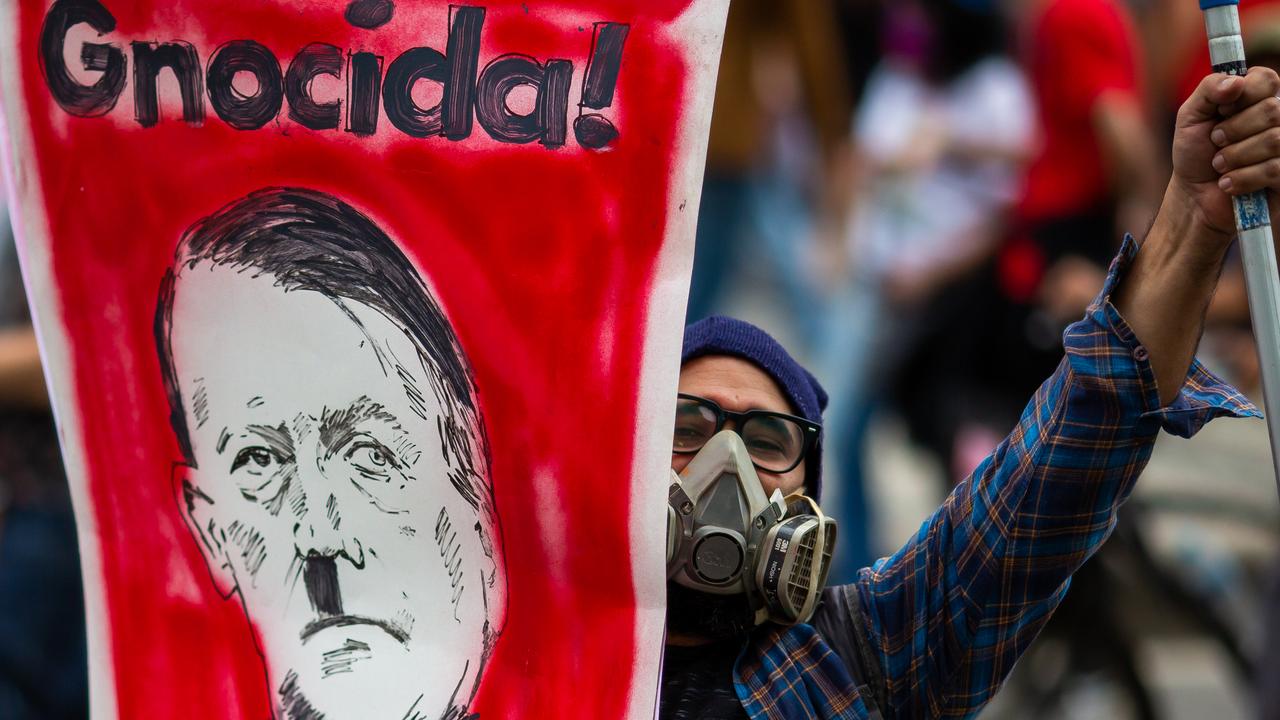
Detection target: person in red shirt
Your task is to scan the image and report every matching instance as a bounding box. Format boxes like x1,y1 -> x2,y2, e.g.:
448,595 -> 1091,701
1019,0 -> 1162,236
992,0 -> 1165,400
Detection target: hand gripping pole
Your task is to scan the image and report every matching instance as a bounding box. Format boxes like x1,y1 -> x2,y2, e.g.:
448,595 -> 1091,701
1201,0 -> 1280,494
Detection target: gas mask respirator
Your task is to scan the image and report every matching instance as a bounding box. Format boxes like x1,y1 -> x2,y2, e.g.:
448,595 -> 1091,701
666,431 -> 836,629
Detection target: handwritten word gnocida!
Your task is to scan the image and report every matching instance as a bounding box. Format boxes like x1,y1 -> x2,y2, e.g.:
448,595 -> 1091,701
39,0 -> 630,149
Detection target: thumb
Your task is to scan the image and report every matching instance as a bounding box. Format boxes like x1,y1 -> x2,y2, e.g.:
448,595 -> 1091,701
1181,73 -> 1247,124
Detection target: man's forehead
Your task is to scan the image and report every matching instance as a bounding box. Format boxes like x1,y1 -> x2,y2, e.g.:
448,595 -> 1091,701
170,263 -> 431,425
171,260 -> 422,350
678,355 -> 792,414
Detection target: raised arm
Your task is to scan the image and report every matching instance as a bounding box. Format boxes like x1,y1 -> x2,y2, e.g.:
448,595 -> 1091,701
1117,68 -> 1280,403
850,69 -> 1279,719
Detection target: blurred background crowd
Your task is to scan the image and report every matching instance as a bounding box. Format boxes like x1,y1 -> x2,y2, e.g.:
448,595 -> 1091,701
2,0 -> 1280,718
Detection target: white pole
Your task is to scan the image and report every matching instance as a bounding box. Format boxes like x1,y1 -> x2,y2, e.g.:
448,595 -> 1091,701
1202,0 -> 1280,493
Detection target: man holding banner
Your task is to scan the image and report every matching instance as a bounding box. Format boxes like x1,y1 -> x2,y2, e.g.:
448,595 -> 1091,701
661,66 -> 1278,719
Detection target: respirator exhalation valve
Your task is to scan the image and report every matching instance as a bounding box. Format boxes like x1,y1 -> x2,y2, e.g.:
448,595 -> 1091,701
690,530 -> 746,585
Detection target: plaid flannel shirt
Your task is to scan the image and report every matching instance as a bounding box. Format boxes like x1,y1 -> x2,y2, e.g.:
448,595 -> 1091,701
733,235 -> 1260,719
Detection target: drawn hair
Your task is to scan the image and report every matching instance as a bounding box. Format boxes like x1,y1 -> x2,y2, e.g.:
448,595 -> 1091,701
154,186 -> 497,529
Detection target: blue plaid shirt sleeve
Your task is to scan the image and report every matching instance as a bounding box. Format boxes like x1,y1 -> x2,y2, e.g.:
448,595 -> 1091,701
854,235 -> 1260,719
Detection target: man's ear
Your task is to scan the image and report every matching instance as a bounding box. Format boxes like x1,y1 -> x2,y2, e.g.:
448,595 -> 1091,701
173,463 -> 238,599
476,518 -> 507,637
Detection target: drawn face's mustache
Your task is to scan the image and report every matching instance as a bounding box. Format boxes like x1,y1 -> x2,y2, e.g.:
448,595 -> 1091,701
298,555 -> 410,644
299,614 -> 410,644
303,555 -> 343,617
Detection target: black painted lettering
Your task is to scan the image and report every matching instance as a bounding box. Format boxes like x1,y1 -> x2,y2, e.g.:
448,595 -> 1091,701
476,54 -> 572,145
574,22 -> 629,149
476,55 -> 541,144
39,0 -> 126,118
573,112 -> 618,150
540,59 -> 572,148
36,4 -> 627,149
346,51 -> 383,136
344,0 -> 394,30
131,41 -> 204,127
382,47 -> 446,138
382,5 -> 485,141
579,23 -> 627,109
285,43 -> 343,131
207,40 -> 284,131
443,5 -> 485,141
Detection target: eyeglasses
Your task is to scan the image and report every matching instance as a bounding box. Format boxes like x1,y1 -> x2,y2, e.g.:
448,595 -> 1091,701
672,393 -> 821,474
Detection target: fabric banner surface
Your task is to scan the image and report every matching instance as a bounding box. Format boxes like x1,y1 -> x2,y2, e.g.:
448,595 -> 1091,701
0,1 -> 726,717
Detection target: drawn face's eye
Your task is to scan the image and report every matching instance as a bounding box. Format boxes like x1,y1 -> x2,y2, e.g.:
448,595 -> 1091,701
344,440 -> 400,478
229,444 -> 292,502
362,446 -> 389,467
231,446 -> 279,474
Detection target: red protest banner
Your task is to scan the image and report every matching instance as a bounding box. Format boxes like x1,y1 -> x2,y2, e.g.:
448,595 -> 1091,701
0,1 -> 727,717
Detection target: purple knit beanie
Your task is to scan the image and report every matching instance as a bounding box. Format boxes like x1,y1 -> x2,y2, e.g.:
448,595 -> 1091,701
681,316 -> 828,500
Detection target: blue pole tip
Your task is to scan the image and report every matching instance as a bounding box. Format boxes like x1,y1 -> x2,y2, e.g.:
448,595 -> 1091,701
1200,0 -> 1239,9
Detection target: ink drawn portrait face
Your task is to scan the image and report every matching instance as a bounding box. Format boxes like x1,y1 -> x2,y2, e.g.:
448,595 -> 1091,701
156,188 -> 505,720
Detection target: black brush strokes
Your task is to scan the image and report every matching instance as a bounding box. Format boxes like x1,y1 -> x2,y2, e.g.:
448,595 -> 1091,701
39,0 -> 126,117
345,0 -> 394,30
131,40 -> 204,127
286,43 -> 344,130
207,40 -> 285,130
40,0 -> 630,148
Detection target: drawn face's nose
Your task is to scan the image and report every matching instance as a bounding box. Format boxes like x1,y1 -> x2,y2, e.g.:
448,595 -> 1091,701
292,450 -> 365,567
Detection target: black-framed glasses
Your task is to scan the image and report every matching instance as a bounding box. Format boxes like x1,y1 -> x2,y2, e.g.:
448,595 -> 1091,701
672,393 -> 821,474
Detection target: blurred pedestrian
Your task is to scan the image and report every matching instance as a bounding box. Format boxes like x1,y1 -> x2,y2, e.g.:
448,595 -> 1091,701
686,0 -> 851,326
819,0 -> 1033,577
992,0 -> 1163,408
